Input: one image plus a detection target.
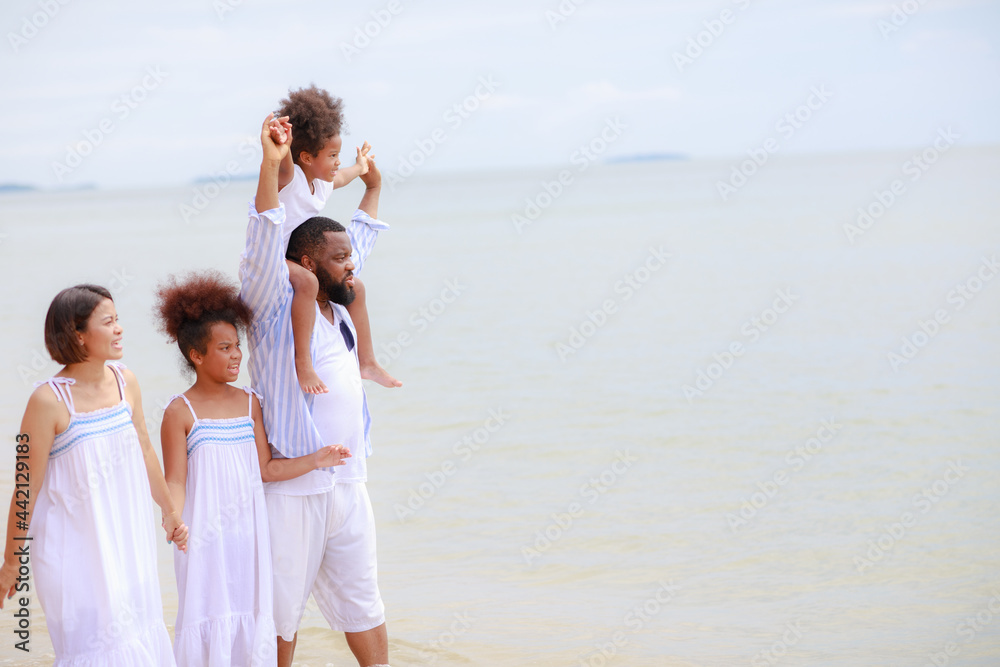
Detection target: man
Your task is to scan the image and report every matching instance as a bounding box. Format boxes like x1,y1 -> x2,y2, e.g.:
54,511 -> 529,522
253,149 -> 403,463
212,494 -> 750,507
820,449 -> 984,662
239,115 -> 391,667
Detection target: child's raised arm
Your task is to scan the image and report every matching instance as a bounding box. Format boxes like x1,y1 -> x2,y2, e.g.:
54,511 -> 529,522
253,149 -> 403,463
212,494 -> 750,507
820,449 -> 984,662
332,141 -> 371,190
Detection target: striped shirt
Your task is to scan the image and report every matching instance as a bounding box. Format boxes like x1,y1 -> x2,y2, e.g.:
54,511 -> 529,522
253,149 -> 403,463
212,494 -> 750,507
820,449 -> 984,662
238,201 -> 388,461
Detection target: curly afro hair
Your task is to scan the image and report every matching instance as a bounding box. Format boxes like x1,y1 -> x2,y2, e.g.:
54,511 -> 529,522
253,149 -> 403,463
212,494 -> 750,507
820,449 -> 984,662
154,270 -> 252,371
279,84 -> 345,165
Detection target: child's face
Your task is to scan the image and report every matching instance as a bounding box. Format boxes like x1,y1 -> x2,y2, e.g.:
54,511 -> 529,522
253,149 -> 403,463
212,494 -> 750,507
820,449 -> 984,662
195,321 -> 242,384
302,135 -> 342,183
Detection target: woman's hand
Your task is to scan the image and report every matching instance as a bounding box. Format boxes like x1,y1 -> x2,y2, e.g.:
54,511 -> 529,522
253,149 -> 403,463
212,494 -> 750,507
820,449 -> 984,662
0,560 -> 18,608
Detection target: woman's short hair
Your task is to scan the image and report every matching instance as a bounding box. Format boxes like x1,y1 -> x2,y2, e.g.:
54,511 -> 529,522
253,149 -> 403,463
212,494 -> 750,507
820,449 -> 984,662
44,284 -> 113,365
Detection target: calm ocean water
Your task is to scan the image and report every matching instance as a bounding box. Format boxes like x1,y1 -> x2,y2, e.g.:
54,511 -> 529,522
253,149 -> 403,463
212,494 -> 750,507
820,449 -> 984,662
1,149 -> 999,665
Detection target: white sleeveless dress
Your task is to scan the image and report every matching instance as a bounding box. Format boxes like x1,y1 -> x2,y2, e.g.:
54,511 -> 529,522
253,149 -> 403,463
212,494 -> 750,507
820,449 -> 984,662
30,362 -> 175,666
169,387 -> 276,666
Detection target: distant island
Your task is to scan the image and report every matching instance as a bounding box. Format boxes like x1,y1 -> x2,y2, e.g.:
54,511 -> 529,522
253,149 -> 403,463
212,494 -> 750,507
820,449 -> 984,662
0,183 -> 37,193
606,153 -> 689,164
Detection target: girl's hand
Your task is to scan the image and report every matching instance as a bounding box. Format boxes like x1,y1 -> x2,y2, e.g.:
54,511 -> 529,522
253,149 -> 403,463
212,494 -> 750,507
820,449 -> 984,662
314,444 -> 351,468
162,513 -> 189,552
0,560 -> 18,608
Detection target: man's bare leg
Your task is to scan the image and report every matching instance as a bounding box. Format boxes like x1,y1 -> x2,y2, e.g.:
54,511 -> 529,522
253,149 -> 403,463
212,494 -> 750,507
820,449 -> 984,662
345,623 -> 389,666
277,633 -> 298,667
348,277 -> 402,388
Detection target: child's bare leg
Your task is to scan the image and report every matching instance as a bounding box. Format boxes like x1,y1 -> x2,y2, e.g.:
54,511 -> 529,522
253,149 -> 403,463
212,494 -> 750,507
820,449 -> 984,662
288,260 -> 328,394
349,276 -> 402,388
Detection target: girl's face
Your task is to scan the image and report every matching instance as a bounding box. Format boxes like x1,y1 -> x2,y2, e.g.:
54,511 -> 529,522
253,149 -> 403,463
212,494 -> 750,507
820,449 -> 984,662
78,298 -> 123,361
194,321 -> 242,383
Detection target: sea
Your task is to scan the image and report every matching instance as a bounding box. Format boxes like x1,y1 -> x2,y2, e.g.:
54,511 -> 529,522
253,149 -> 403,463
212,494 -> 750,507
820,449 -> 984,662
0,147 -> 998,665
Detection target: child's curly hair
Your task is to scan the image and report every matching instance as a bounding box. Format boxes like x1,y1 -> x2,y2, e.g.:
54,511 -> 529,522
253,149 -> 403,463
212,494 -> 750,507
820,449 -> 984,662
279,84 -> 345,164
154,270 -> 252,370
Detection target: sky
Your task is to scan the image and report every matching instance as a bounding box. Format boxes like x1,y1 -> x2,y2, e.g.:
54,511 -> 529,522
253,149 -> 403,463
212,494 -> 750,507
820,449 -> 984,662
1,0 -> 998,189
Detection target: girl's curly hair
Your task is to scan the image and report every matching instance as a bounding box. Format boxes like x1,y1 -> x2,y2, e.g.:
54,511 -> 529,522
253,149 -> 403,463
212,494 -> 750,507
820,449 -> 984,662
279,84 -> 345,164
154,270 -> 252,370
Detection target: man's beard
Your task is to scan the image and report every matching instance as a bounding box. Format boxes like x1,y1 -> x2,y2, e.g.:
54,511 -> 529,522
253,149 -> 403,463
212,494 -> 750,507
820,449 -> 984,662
317,265 -> 356,306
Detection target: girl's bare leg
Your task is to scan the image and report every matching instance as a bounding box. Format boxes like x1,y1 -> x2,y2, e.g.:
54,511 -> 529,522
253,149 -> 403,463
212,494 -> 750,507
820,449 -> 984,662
348,277 -> 401,388
288,260 -> 327,394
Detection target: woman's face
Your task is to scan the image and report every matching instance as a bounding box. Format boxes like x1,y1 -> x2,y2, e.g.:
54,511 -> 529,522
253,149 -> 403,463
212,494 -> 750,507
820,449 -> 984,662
194,321 -> 242,383
78,298 -> 123,361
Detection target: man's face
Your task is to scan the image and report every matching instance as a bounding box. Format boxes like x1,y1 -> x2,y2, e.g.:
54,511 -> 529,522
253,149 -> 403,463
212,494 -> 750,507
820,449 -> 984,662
313,230 -> 356,306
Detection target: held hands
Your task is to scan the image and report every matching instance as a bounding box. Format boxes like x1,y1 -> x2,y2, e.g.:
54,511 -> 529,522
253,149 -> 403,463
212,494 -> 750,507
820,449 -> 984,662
313,444 -> 352,468
355,142 -> 372,176
262,113 -> 292,162
359,154 -> 381,190
162,512 -> 189,552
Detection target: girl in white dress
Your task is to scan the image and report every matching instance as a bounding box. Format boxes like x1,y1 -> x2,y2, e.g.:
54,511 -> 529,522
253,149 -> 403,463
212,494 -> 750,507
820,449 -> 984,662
0,284 -> 188,666
154,271 -> 349,666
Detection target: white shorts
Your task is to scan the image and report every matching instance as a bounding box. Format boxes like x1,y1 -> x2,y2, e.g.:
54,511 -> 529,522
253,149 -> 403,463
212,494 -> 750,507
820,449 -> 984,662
265,483 -> 385,638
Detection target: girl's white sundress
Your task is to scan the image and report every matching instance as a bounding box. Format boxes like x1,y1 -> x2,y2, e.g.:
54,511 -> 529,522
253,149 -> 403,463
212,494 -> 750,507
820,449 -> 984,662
30,362 -> 175,666
169,387 -> 276,666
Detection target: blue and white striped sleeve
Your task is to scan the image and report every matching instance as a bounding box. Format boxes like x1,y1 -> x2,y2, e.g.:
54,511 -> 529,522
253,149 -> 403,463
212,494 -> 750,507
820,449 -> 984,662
347,209 -> 390,277
239,201 -> 289,323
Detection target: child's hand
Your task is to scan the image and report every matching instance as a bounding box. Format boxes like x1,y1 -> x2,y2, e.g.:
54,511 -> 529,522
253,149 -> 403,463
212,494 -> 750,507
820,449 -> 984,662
314,444 -> 352,468
355,142 -> 372,175
261,113 -> 292,162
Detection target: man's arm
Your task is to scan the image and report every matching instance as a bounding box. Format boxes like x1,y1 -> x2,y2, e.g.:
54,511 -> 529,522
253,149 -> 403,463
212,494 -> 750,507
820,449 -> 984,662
239,115 -> 293,320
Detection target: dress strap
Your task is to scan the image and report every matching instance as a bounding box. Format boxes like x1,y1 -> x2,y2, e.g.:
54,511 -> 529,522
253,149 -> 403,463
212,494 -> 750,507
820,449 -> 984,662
106,362 -> 127,401
34,377 -> 76,414
242,386 -> 262,418
168,394 -> 198,422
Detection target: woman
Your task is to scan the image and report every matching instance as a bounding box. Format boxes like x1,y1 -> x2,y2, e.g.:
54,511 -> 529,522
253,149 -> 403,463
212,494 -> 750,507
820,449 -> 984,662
0,284 -> 187,666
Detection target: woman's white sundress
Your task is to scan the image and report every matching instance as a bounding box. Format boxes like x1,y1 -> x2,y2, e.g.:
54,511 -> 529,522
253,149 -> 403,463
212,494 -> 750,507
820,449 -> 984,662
169,387 -> 276,666
30,362 -> 175,666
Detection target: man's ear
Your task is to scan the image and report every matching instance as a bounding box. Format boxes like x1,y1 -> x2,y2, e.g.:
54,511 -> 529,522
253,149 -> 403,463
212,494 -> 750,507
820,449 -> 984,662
300,254 -> 316,272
